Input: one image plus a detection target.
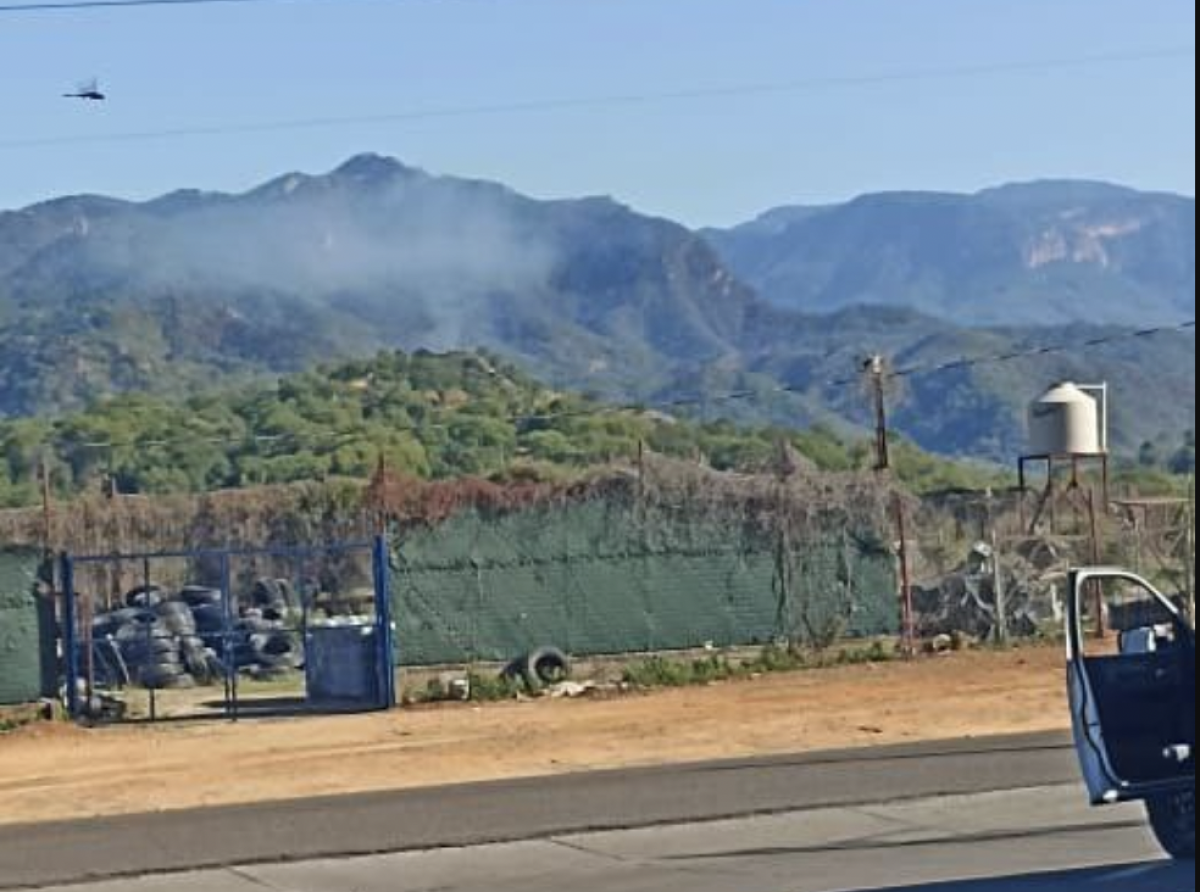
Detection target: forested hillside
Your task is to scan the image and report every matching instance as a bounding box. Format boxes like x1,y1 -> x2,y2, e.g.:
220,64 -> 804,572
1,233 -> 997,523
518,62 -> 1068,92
0,351 -> 1013,508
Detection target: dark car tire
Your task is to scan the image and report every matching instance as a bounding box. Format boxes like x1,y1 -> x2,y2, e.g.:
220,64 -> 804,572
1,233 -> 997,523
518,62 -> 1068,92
125,586 -> 165,609
251,632 -> 297,669
193,605 -> 227,633
156,603 -> 198,637
1148,790 -> 1196,860
521,647 -> 571,693
137,664 -> 183,689
180,587 -> 223,608
253,578 -> 294,612
107,607 -> 157,628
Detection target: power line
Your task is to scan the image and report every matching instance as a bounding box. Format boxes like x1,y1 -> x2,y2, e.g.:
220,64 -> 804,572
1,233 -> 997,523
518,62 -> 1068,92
0,0 -> 393,11
38,318 -> 1196,455
1,46 -> 1193,150
886,320 -> 1198,384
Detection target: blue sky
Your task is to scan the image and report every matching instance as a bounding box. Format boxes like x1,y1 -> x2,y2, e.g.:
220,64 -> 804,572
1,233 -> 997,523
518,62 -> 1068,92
0,0 -> 1194,225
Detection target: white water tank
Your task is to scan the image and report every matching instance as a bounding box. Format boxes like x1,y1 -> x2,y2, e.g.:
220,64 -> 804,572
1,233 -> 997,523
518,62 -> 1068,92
1029,383 -> 1104,456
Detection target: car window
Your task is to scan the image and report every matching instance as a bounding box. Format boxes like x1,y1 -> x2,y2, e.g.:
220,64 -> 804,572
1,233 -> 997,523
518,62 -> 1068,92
1080,576 -> 1180,658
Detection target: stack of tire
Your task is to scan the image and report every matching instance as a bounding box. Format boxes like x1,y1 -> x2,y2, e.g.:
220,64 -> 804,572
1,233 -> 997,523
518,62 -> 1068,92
87,580 -> 301,691
90,589 -> 211,691
237,579 -> 300,681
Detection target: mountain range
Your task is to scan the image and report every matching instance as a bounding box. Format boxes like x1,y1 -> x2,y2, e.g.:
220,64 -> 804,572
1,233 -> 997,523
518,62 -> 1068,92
0,155 -> 1194,459
705,181 -> 1195,326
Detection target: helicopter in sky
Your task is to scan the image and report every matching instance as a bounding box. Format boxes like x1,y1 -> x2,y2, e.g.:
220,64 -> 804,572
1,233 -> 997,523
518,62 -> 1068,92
63,79 -> 106,102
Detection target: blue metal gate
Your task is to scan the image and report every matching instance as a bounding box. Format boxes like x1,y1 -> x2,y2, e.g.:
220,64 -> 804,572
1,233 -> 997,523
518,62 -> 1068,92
62,538 -> 395,722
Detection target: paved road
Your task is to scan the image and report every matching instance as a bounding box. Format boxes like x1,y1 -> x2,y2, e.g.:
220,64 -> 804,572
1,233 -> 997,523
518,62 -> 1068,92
0,734 -> 1078,889
22,787 -> 1193,892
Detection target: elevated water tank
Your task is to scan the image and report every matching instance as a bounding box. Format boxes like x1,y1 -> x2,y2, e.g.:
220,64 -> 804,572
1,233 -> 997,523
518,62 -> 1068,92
1028,382 -> 1104,456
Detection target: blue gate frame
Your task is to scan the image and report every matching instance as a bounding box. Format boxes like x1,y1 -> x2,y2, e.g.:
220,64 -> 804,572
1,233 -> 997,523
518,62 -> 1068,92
62,536 -> 396,721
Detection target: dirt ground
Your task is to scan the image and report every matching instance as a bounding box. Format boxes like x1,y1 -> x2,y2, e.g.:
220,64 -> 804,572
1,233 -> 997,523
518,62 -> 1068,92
0,647 -> 1071,828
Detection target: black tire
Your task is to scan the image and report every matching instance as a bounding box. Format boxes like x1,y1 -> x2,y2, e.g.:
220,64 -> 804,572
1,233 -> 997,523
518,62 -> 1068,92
156,601 -> 192,617
181,641 -> 214,686
239,615 -> 280,634
127,635 -> 179,657
107,607 -> 157,629
252,578 -> 293,611
156,603 -> 198,637
206,652 -> 231,680
521,647 -> 572,693
251,632 -> 297,669
232,642 -> 259,668
193,605 -> 227,634
125,585 -> 165,609
137,664 -> 183,689
146,654 -> 185,672
246,668 -> 289,683
180,586 -> 223,608
275,579 -> 297,609
1148,790 -> 1196,860
116,618 -> 171,639
121,646 -> 178,669
91,617 -> 120,642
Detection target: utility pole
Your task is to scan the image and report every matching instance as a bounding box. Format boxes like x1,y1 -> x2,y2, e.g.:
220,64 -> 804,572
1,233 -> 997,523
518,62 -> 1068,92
866,355 -> 891,472
895,494 -> 916,657
39,452 -> 54,559
864,353 -> 910,652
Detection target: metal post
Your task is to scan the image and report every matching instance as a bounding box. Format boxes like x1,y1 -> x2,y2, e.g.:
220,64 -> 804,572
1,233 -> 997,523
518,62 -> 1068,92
373,536 -> 397,710
1018,457 -> 1029,533
1050,457 -> 1060,535
895,494 -> 915,656
1133,507 -> 1145,576
1088,489 -> 1107,639
61,554 -> 79,720
220,552 -> 238,722
83,574 -> 95,717
992,528 -> 1008,646
143,558 -> 156,723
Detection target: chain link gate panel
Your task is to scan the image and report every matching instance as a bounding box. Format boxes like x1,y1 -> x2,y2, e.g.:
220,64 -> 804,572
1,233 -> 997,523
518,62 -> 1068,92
62,538 -> 394,722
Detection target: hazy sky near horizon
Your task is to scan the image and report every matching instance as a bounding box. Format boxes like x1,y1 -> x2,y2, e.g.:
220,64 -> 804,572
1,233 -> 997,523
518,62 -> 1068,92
0,0 -> 1194,226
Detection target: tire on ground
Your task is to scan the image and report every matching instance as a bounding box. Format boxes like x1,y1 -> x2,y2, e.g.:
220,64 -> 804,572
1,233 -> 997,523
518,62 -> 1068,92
137,663 -> 185,689
251,632 -> 298,670
181,639 -> 215,685
520,647 -> 572,693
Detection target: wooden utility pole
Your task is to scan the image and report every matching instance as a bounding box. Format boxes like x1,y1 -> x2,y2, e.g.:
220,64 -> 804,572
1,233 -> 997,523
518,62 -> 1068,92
867,355 -> 891,472
895,494 -> 916,656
